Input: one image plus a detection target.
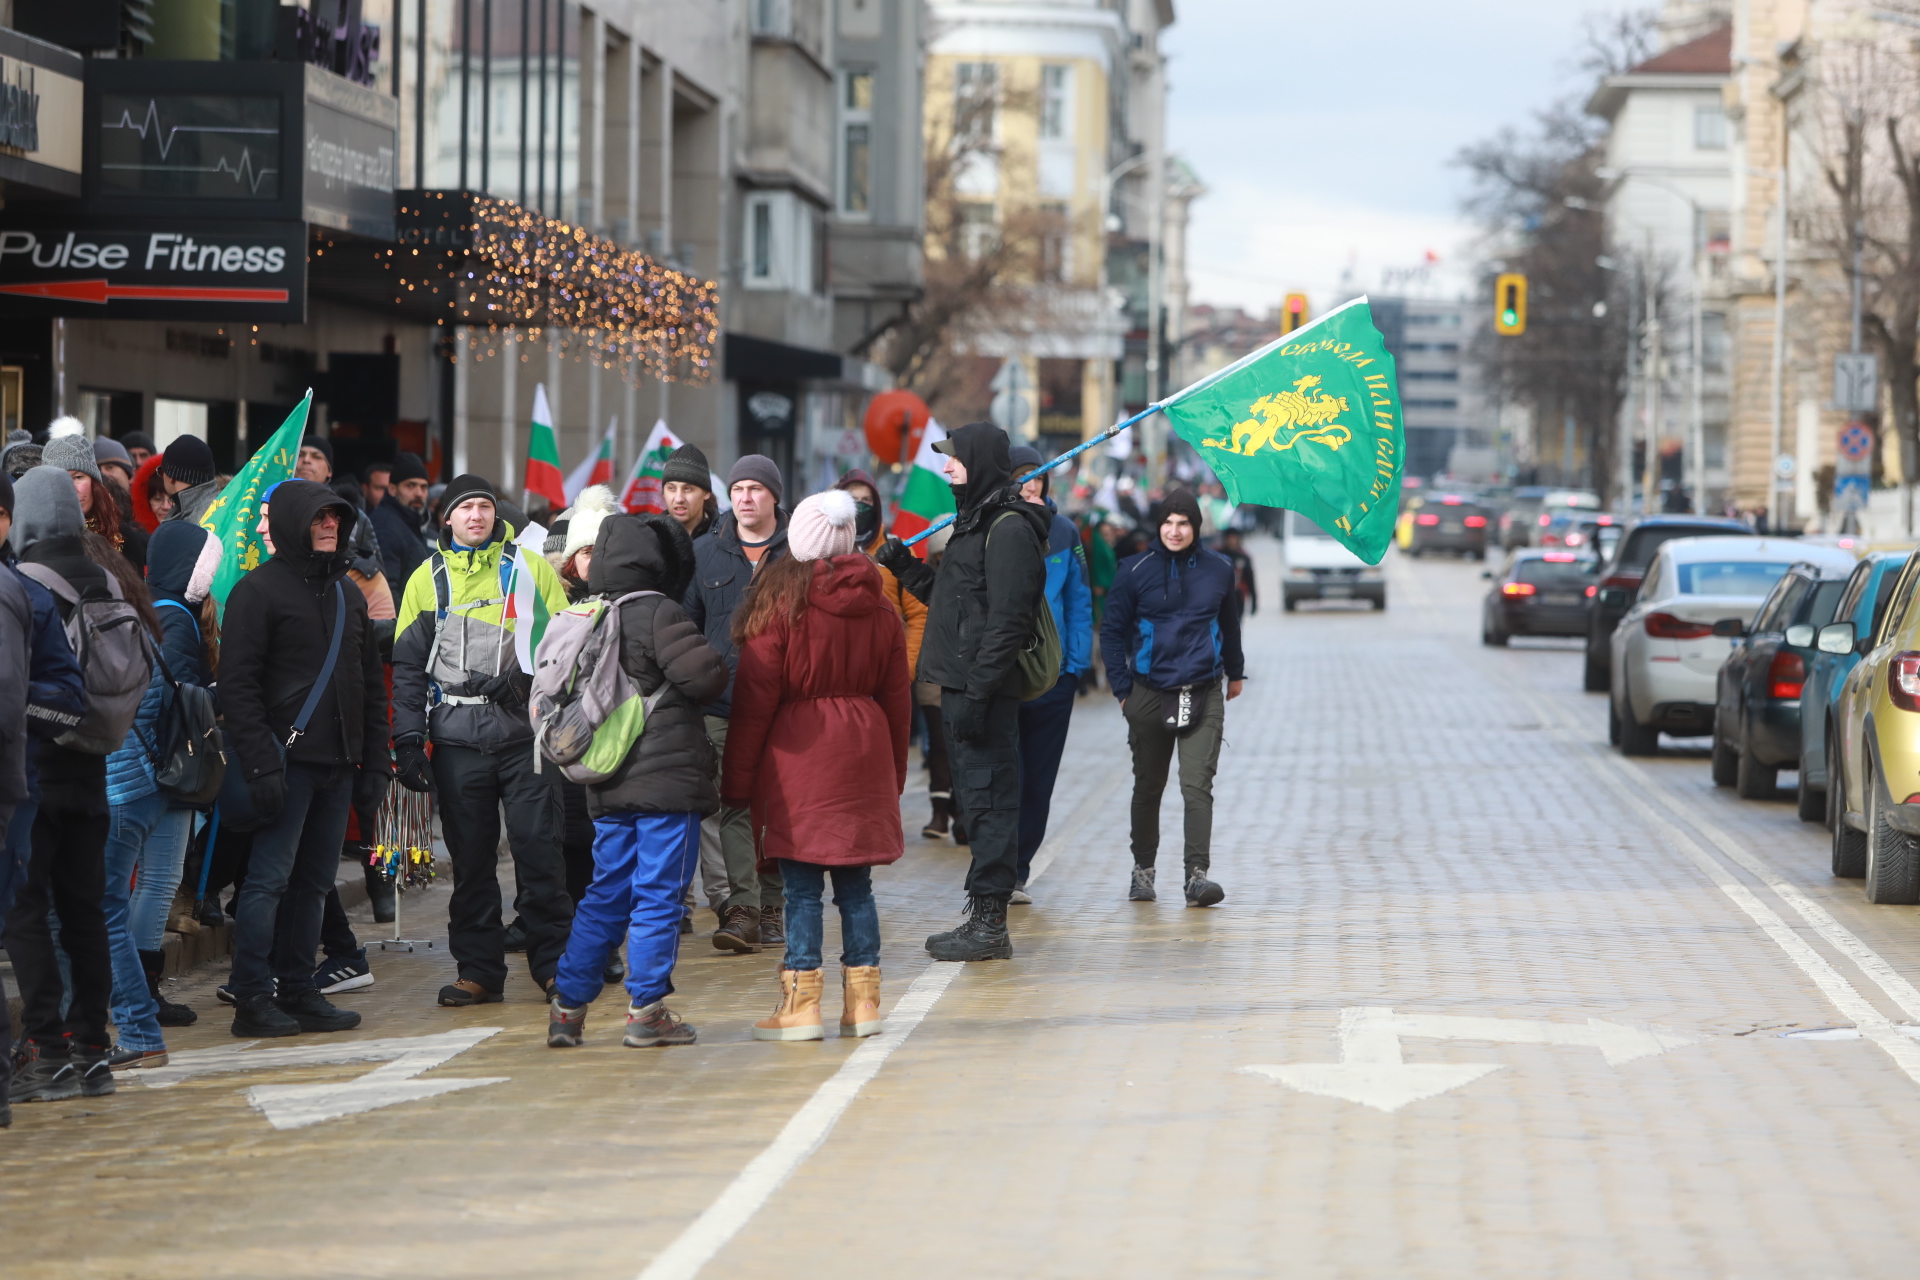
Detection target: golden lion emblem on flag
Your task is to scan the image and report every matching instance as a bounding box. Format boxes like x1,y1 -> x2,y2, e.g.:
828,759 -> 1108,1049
1202,375 -> 1352,456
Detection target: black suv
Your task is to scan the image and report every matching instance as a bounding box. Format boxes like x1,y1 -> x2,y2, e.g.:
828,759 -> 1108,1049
1583,515 -> 1754,692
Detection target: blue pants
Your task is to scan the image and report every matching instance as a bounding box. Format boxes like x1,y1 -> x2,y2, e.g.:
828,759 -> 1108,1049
103,793 -> 190,1052
554,811 -> 700,1009
779,861 -> 881,971
1016,672 -> 1079,882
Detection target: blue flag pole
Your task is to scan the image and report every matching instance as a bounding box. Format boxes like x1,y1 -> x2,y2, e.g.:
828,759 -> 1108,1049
900,401 -> 1168,547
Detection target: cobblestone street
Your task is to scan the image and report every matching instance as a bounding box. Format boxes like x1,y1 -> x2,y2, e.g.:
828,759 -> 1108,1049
12,541 -> 1920,1279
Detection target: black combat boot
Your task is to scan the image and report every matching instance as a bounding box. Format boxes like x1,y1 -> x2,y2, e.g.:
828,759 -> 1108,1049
925,894 -> 1013,961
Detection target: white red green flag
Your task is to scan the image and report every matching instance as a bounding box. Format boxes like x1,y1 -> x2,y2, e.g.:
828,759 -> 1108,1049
564,416 -> 618,503
890,417 -> 954,549
525,383 -> 567,510
619,419 -> 681,513
503,553 -> 552,675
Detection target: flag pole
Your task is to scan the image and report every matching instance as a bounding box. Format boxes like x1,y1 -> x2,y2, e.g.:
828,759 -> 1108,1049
901,401 -> 1166,548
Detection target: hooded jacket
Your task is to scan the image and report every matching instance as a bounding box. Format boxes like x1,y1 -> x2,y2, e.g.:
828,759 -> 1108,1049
104,522 -> 217,807
683,509 -> 790,717
0,565 -> 31,807
1099,491 -> 1245,700
166,476 -> 223,527
721,554 -> 911,868
584,513 -> 730,817
837,468 -> 929,675
218,479 -> 390,777
390,507 -> 570,752
890,422 -> 1049,699
371,490 -> 431,589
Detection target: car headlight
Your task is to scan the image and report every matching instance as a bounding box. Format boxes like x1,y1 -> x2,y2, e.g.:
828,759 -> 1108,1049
1288,567 -> 1314,579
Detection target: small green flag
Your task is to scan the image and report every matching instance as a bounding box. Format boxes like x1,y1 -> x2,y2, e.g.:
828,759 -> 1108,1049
200,392 -> 312,611
1162,296 -> 1403,563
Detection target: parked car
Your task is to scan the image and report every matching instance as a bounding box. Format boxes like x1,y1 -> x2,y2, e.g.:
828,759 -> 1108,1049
1822,550 -> 1920,901
1709,552 -> 1859,800
1498,487 -> 1552,550
1800,552 -> 1912,827
1582,515 -> 1755,692
1481,550 -> 1598,645
1406,493 -> 1491,559
1609,537 -> 1812,754
1537,505 -> 1615,550
1282,508 -> 1386,610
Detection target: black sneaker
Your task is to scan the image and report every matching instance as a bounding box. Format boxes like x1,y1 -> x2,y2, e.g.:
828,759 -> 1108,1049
231,992 -> 302,1038
9,1050 -> 80,1103
503,916 -> 530,953
275,988 -> 363,1033
218,976 -> 276,1007
72,1047 -> 116,1098
313,951 -> 375,994
1184,870 -> 1225,908
925,894 -> 1013,962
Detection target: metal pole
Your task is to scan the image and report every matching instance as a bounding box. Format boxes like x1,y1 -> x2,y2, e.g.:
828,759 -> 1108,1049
458,0 -> 472,191
537,0 -> 549,213
1618,267 -> 1638,517
414,0 -> 427,187
1643,240 -> 1661,512
1769,161 -> 1788,531
1691,265 -> 1705,515
481,0 -> 493,194
519,0 -> 530,206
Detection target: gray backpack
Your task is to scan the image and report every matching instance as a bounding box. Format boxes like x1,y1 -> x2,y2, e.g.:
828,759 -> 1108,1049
17,563 -> 154,754
529,589 -> 668,783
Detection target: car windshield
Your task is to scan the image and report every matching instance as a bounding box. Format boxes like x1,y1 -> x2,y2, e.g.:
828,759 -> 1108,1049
1619,525 -> 1741,572
1675,560 -> 1794,596
1288,512 -> 1330,537
1514,558 -> 1596,586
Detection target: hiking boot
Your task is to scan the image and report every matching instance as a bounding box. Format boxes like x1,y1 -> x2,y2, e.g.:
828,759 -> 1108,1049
232,992 -> 301,1038
623,1000 -> 696,1047
276,988 -> 363,1033
72,1047 -> 116,1098
314,950 -> 375,994
1184,869 -> 1225,908
759,904 -> 785,947
140,949 -> 198,1027
1129,866 -> 1157,902
438,979 -> 503,1007
107,1045 -> 171,1070
1009,882 -> 1033,905
752,969 -> 826,1042
9,1048 -> 79,1103
547,996 -> 588,1048
713,904 -> 760,954
922,792 -> 952,839
841,966 -> 883,1038
925,895 -> 1013,962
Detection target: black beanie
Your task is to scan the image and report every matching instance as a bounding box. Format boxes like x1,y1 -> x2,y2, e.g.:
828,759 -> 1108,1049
121,430 -> 156,455
661,442 -> 712,490
162,435 -> 216,486
300,434 -> 335,470
388,452 -> 430,485
441,473 -> 497,514
1010,445 -> 1049,499
1150,488 -> 1204,536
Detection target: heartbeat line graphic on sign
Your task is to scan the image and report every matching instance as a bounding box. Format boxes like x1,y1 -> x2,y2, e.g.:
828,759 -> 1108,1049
101,99 -> 281,193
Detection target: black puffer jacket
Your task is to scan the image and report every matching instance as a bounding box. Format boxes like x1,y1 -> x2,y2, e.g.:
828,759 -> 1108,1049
683,510 -> 788,717
219,480 -> 390,779
892,422 -> 1049,699
585,513 -> 729,818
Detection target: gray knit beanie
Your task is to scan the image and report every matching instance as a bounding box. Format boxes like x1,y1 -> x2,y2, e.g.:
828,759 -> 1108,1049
726,454 -> 783,505
42,433 -> 103,486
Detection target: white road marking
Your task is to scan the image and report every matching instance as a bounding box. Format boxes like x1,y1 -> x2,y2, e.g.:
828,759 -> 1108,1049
1243,1006 -> 1693,1112
636,961 -> 964,1280
138,1027 -> 504,1088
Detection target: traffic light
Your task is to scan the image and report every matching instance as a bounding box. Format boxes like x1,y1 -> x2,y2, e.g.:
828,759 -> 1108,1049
1280,292 -> 1310,335
1494,273 -> 1527,336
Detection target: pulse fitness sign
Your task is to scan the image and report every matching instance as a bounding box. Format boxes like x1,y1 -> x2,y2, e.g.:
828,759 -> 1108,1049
0,222 -> 307,322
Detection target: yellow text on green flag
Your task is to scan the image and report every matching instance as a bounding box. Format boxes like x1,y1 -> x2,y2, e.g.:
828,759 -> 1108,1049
201,393 -> 312,610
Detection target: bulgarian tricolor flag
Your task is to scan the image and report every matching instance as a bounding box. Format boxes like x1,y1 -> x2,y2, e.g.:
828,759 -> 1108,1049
564,416 -> 618,503
503,552 -> 552,676
524,383 -> 567,510
620,419 -> 681,513
890,417 -> 955,552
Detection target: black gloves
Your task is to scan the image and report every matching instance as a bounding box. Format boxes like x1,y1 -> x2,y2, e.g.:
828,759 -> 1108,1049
354,767 -> 392,817
395,739 -> 433,793
476,670 -> 534,714
248,770 -> 286,823
948,694 -> 990,746
875,536 -> 917,576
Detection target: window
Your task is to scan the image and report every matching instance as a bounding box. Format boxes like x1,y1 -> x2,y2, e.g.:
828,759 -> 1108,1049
1039,202 -> 1071,281
1695,104 -> 1728,151
154,398 -> 209,448
1404,398 -> 1458,410
953,62 -> 997,144
750,198 -> 775,282
744,191 -> 821,292
841,71 -> 873,216
1040,65 -> 1071,140
959,201 -> 997,261
1404,369 -> 1458,382
1675,561 -> 1794,596
752,0 -> 790,36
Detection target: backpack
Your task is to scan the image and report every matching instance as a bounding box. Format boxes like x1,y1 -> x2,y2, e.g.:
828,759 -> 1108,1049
989,512 -> 1064,701
529,590 -> 669,783
142,599 -> 227,806
16,563 -> 154,754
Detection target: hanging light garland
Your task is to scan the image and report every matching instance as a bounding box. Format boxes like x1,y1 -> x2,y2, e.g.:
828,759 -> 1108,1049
383,190 -> 719,386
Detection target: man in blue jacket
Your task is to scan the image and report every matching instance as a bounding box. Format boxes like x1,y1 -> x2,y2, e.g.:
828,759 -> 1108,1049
1008,447 -> 1093,904
1099,488 -> 1244,907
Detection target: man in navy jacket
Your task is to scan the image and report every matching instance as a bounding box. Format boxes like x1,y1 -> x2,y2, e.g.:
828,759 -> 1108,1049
1100,488 -> 1244,908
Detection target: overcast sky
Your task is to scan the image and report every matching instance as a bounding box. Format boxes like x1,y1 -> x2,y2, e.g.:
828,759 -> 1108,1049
1163,0 -> 1606,318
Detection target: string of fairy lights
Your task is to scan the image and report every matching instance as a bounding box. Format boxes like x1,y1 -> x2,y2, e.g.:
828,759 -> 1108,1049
385,191 -> 719,385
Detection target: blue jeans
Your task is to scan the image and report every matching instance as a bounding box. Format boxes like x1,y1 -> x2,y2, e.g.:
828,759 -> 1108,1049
554,811 -> 700,1009
229,764 -> 354,1000
103,793 -> 190,1051
779,861 -> 881,972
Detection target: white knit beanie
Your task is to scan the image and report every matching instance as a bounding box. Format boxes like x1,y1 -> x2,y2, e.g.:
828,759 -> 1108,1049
562,484 -> 619,561
788,489 -> 859,561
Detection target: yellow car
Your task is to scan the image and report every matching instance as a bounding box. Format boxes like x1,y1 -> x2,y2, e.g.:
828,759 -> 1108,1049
1824,550 -> 1920,902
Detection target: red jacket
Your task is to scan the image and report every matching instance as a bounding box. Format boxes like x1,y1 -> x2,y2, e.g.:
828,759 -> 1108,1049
723,554 -> 911,868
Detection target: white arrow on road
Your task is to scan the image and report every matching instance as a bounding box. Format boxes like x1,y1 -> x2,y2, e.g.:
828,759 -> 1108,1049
1241,1007 -> 1694,1113
137,1027 -> 509,1130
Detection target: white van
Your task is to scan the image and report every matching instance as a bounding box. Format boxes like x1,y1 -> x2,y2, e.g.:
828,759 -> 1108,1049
1282,510 -> 1386,611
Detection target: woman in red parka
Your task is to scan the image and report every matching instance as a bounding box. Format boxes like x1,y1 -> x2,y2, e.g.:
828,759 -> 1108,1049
724,489 -> 911,1042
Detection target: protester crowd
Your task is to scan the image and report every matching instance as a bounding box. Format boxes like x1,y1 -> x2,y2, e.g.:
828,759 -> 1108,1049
0,413 -> 1248,1117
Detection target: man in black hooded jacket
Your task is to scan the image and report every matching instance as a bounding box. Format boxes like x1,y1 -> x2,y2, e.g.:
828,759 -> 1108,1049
879,421 -> 1048,961
219,479 -> 392,1038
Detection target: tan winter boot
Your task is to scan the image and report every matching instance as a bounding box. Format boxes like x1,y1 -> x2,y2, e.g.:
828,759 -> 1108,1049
840,966 -> 882,1038
752,968 -> 825,1041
